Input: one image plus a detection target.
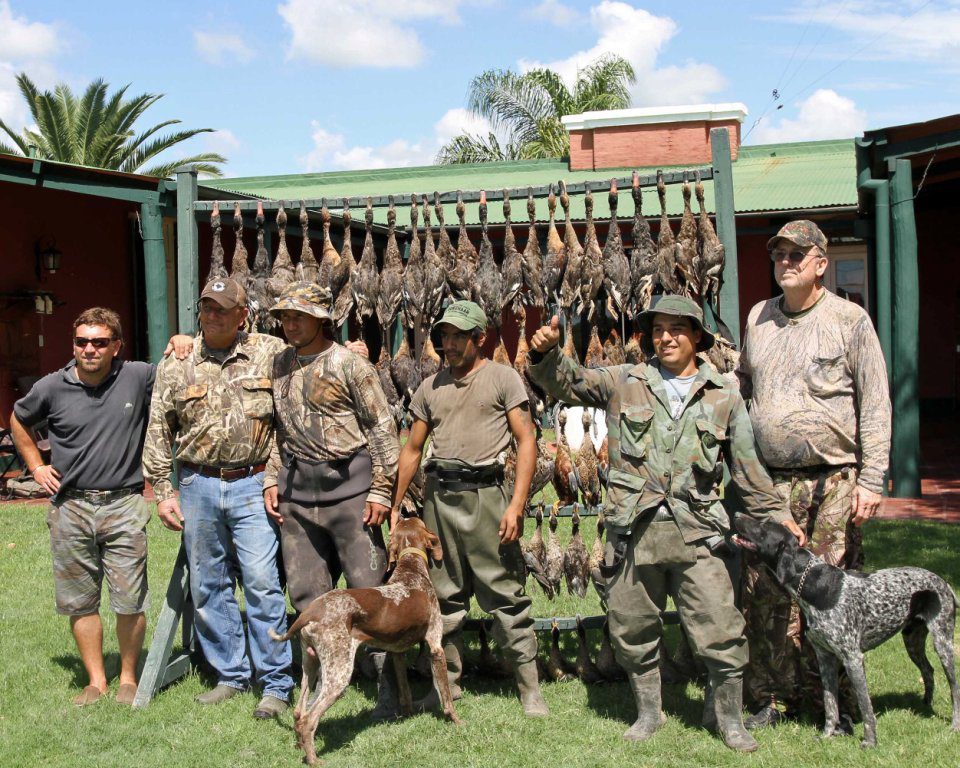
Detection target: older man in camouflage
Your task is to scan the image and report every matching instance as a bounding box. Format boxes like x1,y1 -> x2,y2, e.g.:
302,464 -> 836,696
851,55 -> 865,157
262,282 -> 400,720
738,221 -> 891,729
143,277 -> 294,719
529,295 -> 803,752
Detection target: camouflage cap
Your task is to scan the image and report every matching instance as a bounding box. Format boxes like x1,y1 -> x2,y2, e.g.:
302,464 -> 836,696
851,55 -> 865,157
200,277 -> 246,309
636,294 -> 715,352
766,220 -> 828,253
432,300 -> 487,333
269,281 -> 333,323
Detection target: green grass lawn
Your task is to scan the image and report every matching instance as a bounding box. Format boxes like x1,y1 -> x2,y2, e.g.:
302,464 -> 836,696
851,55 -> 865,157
1,503 -> 959,768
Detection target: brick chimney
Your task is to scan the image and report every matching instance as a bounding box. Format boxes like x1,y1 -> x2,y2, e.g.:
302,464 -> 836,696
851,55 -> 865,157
561,103 -> 748,170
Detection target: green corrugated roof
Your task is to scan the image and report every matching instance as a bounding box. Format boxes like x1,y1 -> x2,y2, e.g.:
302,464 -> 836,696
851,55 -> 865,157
204,139 -> 856,228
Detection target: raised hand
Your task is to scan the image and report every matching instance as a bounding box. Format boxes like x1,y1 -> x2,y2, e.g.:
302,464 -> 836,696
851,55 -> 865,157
530,315 -> 562,353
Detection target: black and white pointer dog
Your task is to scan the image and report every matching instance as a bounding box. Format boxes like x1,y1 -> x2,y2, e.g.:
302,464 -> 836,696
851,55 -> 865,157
733,515 -> 960,748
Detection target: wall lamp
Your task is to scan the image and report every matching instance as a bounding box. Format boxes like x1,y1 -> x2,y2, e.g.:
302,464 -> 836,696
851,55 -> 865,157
35,238 -> 63,280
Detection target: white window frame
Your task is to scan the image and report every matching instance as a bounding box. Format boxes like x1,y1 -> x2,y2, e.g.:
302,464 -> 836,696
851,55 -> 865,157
823,243 -> 870,313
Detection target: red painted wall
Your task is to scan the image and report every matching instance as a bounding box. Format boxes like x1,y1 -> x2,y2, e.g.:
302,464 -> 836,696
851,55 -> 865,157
0,183 -> 139,424
916,204 -> 959,401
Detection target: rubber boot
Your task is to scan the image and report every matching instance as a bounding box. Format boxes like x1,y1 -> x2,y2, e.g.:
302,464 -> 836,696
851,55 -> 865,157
369,651 -> 400,722
713,677 -> 759,752
414,635 -> 464,712
623,670 -> 666,742
702,679 -> 716,731
513,660 -> 549,717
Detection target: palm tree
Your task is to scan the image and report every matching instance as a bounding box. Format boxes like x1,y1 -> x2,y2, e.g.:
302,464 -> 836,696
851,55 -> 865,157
436,54 -> 636,164
0,73 -> 226,178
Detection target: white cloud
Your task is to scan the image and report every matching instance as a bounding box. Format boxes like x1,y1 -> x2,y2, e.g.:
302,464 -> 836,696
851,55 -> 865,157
0,1 -> 58,60
206,129 -> 242,153
518,1 -> 725,108
278,0 -> 462,69
527,0 -> 581,27
0,2 -> 62,132
751,89 -> 867,143
301,108 -> 494,171
778,1 -> 960,63
193,30 -> 255,66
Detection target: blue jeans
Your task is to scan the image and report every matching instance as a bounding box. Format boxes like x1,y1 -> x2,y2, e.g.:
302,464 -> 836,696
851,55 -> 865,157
179,468 -> 293,701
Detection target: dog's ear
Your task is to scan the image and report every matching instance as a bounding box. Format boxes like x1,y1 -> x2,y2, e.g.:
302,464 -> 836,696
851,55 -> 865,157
387,533 -> 399,570
427,531 -> 443,565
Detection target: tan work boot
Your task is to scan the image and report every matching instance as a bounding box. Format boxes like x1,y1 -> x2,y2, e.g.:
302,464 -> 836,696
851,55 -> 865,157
713,677 -> 759,752
513,659 -> 549,717
415,635 -> 464,712
623,670 -> 666,742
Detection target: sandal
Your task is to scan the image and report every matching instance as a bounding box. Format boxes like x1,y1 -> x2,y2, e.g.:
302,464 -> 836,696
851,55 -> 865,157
74,685 -> 106,707
116,683 -> 138,706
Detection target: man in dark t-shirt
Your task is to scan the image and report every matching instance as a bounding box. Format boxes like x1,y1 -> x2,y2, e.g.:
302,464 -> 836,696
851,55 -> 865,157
11,307 -> 177,707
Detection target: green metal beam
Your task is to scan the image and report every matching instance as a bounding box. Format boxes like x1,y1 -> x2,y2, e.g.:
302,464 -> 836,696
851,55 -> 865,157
176,167 -> 200,334
710,127 -> 740,345
869,126 -> 960,163
890,158 -> 921,498
140,202 -> 170,363
0,163 -> 162,205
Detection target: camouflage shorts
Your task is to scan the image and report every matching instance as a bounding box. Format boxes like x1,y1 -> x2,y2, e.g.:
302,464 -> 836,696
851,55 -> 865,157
46,493 -> 151,616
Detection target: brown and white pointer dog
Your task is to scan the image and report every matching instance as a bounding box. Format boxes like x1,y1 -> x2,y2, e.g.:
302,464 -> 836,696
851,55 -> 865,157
270,517 -> 461,765
734,515 -> 960,748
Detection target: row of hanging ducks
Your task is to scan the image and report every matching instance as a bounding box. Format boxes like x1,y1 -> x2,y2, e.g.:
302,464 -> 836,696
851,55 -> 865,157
205,169 -> 726,346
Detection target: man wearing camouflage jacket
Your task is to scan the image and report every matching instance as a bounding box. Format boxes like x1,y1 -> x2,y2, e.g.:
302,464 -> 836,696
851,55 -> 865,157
262,282 -> 400,720
738,221 -> 891,729
529,295 -> 803,752
143,277 -> 293,719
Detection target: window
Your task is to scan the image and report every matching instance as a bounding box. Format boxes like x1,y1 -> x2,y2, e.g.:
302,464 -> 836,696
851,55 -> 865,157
824,244 -> 869,312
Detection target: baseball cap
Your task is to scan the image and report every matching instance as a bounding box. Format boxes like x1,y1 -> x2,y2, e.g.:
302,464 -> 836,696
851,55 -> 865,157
432,300 -> 487,333
766,220 -> 828,253
199,277 -> 246,309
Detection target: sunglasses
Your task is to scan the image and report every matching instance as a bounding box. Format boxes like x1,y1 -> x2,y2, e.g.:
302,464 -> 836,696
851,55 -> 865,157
74,336 -> 114,349
770,247 -> 817,265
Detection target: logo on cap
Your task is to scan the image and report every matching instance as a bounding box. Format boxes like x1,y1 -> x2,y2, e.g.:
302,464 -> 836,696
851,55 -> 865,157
212,281 -> 225,292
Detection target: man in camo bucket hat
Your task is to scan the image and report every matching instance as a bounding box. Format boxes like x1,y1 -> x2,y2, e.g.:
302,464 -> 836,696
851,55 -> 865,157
264,280 -> 401,722
636,294 -> 716,354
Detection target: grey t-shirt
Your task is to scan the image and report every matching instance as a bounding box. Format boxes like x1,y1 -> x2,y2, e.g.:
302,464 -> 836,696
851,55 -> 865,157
14,359 -> 156,500
661,369 -> 697,419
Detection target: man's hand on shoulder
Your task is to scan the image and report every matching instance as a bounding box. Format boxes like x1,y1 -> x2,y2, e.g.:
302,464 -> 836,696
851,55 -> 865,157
162,335 -> 195,360
345,339 -> 369,360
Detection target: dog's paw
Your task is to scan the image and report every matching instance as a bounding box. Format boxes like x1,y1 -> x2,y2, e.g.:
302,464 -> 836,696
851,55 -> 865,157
860,738 -> 877,749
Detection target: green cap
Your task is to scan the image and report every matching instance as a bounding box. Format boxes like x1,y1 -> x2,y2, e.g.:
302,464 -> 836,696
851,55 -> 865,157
766,220 -> 828,252
432,300 -> 487,333
269,281 -> 333,323
636,294 -> 715,352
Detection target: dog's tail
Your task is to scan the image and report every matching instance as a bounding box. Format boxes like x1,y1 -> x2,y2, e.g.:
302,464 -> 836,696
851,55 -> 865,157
269,613 -> 310,643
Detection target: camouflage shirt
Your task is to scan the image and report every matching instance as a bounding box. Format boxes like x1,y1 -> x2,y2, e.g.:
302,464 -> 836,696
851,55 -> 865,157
737,290 -> 891,494
143,332 -> 286,502
264,344 -> 399,508
528,347 -> 789,539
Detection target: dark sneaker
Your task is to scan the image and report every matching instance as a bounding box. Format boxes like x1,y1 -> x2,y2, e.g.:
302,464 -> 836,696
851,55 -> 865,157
253,695 -> 288,720
744,704 -> 787,730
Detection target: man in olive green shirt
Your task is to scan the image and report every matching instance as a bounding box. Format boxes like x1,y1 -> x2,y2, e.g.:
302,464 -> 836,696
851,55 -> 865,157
529,295 -> 803,752
391,301 -> 547,718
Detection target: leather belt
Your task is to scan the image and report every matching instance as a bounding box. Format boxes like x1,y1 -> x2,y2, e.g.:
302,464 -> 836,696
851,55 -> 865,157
180,462 -> 266,480
62,487 -> 141,504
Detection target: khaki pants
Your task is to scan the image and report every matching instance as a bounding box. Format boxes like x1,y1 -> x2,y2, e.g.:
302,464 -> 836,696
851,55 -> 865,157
422,478 -> 537,666
742,466 -> 861,714
606,517 -> 747,680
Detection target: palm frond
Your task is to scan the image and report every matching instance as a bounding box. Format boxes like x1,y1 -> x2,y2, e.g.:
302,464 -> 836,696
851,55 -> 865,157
524,68 -> 575,118
139,153 -> 226,179
466,69 -> 554,146
73,79 -> 109,163
573,54 -> 635,112
117,127 -> 217,173
435,132 -> 517,165
0,118 -> 30,155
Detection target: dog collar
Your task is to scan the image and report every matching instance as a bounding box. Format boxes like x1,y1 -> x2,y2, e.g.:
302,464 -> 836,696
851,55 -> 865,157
398,547 -> 429,564
796,556 -> 815,601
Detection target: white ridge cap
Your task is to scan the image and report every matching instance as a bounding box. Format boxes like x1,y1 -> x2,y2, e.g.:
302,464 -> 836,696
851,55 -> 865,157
561,103 -> 749,131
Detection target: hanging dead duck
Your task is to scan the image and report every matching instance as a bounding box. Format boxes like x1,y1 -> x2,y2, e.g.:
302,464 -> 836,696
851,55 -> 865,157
248,201 -> 272,331
557,180 -> 584,321
332,200 -> 357,328
521,188 -> 545,309
420,194 -> 446,326
676,175 -> 701,299
207,201 -> 228,283
630,170 -> 657,314
655,169 -> 680,294
601,179 -> 631,321
579,185 -> 604,320
499,189 -> 524,314
401,196 -> 425,330
295,200 -> 320,283
229,202 -> 251,289
351,197 -> 379,334
376,195 -> 404,337
474,190 -> 502,333
541,185 -> 565,306
267,203 -> 296,303
696,170 -> 725,308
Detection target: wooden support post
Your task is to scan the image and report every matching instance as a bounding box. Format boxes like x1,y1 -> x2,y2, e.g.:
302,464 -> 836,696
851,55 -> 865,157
890,158 -> 921,498
710,127 -> 740,346
140,202 -> 170,363
133,542 -> 192,708
176,166 -> 199,334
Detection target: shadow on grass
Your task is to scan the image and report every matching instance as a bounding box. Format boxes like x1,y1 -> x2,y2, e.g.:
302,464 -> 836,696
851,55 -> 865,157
871,690 -> 934,719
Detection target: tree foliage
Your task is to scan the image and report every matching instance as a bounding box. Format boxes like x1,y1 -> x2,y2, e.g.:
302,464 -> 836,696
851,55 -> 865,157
436,54 -> 636,164
0,73 -> 226,178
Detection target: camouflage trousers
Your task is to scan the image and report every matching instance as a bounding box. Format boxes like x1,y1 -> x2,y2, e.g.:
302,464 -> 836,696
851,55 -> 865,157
742,465 -> 863,715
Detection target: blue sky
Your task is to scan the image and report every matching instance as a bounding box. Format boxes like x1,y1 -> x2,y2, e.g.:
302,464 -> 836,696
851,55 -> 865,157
2,0 -> 958,178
